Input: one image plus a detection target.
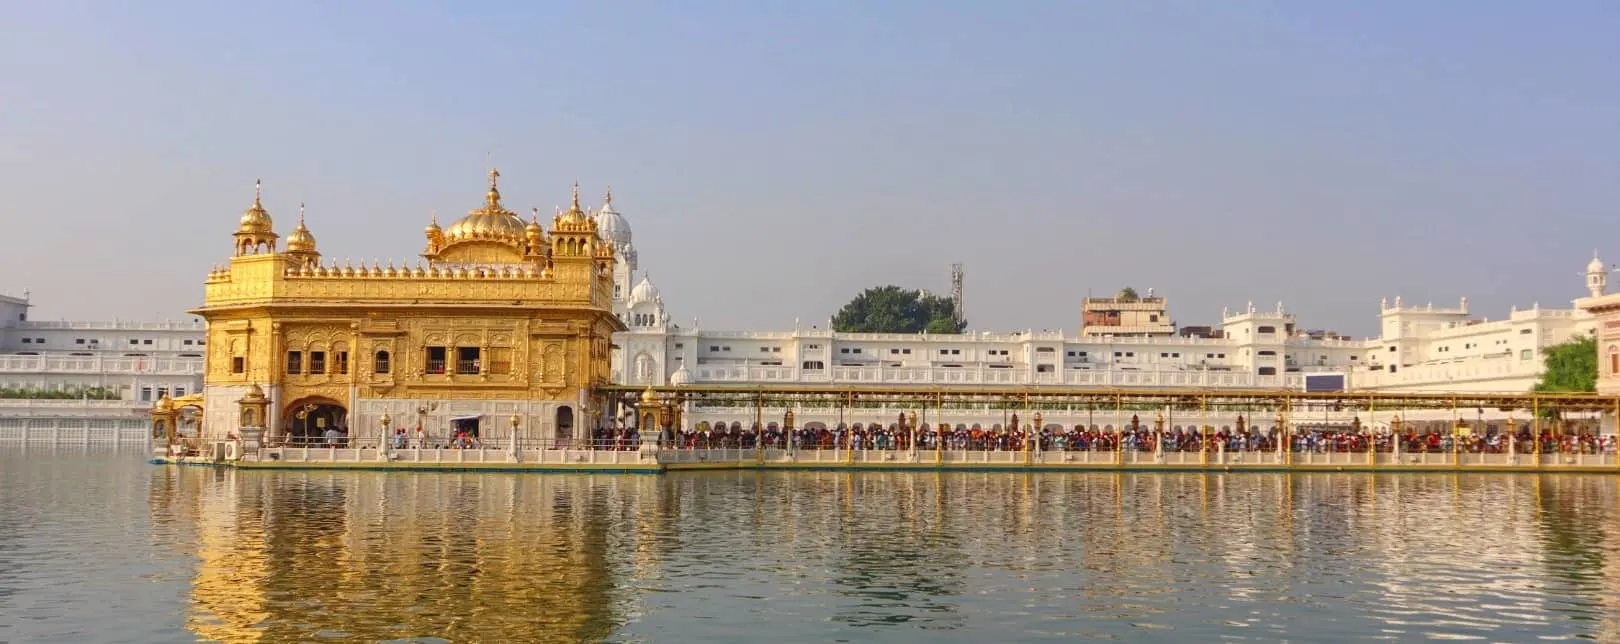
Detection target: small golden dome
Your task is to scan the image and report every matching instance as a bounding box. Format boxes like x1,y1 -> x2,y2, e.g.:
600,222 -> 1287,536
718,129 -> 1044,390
525,210 -> 544,236
242,383 -> 267,402
443,168 -> 528,244
286,203 -> 317,252
558,182 -> 588,224
238,179 -> 273,233
152,395 -> 174,412
640,386 -> 658,403
425,212 -> 443,235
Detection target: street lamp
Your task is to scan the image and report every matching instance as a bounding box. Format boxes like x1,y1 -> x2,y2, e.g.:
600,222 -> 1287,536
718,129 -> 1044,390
510,413 -> 521,456
380,411 -> 392,457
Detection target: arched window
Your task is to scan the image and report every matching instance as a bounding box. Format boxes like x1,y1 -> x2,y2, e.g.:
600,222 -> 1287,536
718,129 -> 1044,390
374,350 -> 391,374
635,354 -> 654,381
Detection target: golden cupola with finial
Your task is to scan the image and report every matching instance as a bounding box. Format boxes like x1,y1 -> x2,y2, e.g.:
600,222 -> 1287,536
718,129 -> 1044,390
423,168 -> 536,264
283,202 -> 320,268
233,179 -> 279,256
550,182 -> 610,261
553,182 -> 596,231
424,212 -> 445,254
524,208 -> 549,259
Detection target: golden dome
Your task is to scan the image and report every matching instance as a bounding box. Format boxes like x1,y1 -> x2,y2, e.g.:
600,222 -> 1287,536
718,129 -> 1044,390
425,212 -> 443,236
526,210 -> 544,236
152,394 -> 174,413
286,203 -> 317,252
558,182 -> 588,225
443,168 -> 528,244
238,179 -> 273,233
640,386 -> 658,403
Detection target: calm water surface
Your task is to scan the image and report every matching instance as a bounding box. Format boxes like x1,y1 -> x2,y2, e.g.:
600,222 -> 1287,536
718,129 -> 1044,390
3,447 -> 1620,642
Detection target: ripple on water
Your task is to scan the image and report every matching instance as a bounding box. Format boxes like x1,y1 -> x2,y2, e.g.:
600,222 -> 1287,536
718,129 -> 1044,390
4,453 -> 1620,642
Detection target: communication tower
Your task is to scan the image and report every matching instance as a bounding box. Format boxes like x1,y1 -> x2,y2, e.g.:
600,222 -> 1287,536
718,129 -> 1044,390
950,263 -> 965,324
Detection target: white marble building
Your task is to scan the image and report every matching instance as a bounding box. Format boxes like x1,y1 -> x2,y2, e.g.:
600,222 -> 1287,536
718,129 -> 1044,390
0,292 -> 206,442
603,196 -> 1604,396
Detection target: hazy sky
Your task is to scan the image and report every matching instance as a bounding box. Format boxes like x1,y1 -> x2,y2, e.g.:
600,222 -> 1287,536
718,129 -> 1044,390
2,1 -> 1616,337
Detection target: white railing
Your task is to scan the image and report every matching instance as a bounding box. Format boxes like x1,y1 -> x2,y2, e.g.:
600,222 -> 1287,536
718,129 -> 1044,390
0,416 -> 150,443
690,365 -> 1301,389
1352,360 -> 1540,390
11,320 -> 205,331
0,355 -> 204,375
0,399 -> 145,410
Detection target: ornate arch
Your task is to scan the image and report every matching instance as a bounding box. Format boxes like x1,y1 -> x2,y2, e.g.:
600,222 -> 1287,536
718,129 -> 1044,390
633,351 -> 657,382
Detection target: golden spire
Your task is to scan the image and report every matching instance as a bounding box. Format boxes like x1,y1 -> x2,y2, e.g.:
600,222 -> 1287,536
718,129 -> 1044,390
571,181 -> 582,212
527,207 -> 544,234
485,168 -> 503,209
287,202 -> 317,253
238,178 -> 273,234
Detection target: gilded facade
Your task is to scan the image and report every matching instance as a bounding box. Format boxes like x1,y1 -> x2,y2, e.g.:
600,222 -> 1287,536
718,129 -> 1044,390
191,171 -> 624,443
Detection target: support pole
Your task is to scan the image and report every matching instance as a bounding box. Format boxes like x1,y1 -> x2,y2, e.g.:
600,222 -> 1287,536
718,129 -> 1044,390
1533,396 -> 1542,467
1458,398 -> 1470,469
1280,404 -> 1291,467
1507,415 -> 1517,463
1200,395 -> 1209,466
1114,394 -> 1123,466
1367,396 -> 1376,467
1028,411 -> 1041,467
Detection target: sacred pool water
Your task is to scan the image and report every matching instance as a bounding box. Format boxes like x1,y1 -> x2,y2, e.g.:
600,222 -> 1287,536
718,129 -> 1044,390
2,446 -> 1619,642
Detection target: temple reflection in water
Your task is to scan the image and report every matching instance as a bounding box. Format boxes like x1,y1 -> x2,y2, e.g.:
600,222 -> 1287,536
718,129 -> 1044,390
146,469 -> 1620,642
147,468 -> 668,642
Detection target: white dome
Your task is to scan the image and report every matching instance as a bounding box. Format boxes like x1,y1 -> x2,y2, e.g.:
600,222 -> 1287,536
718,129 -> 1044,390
597,206 -> 631,245
1589,255 -> 1606,273
670,363 -> 691,386
595,189 -> 632,245
630,275 -> 659,304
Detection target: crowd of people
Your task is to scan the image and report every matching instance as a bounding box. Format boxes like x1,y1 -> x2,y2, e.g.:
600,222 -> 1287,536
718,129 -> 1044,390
262,415 -> 1612,457
582,415 -> 1614,455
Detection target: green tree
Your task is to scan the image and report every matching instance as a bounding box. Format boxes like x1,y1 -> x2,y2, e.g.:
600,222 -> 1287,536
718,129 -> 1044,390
832,286 -> 966,334
1117,287 -> 1139,300
1533,335 -> 1596,394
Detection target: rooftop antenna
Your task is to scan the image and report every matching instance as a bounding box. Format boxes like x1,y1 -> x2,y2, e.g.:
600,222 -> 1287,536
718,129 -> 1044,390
950,263 -> 965,324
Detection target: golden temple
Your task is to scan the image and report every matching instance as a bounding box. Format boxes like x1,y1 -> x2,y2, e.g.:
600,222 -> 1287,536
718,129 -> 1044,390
182,170 -> 624,446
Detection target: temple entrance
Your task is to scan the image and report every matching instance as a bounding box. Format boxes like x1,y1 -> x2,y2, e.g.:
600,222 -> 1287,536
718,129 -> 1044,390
450,416 -> 482,447
286,399 -> 348,446
177,405 -> 202,439
556,406 -> 574,445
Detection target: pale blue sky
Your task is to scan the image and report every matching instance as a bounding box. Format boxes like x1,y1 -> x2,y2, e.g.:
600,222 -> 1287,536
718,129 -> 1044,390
2,1 -> 1616,336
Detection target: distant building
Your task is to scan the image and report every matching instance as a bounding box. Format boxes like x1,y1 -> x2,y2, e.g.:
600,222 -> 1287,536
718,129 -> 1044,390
1080,288 -> 1175,337
0,291 -> 204,414
1577,253 -> 1620,395
610,253 -> 1604,398
1177,326 -> 1225,340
